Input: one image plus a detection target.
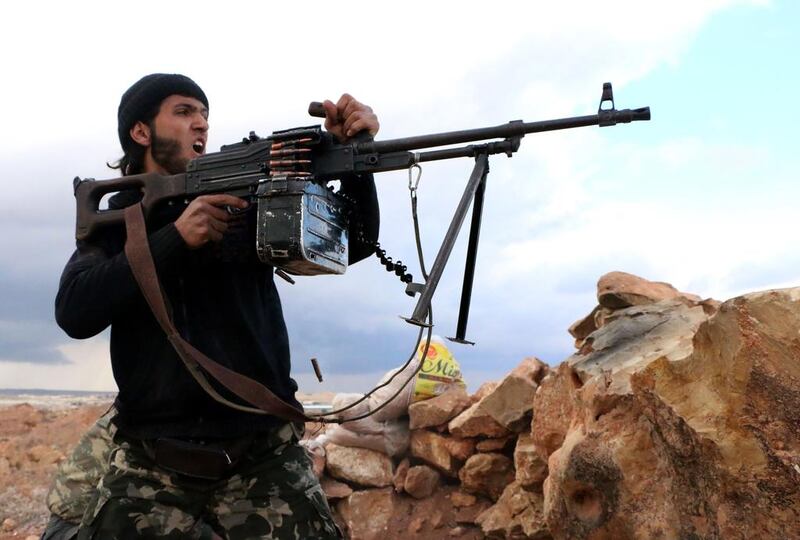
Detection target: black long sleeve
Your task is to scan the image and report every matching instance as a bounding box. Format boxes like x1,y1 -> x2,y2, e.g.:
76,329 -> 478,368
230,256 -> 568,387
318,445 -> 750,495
55,223 -> 186,339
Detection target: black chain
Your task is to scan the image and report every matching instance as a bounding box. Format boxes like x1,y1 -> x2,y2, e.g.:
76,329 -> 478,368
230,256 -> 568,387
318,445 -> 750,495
345,191 -> 414,291
374,241 -> 413,285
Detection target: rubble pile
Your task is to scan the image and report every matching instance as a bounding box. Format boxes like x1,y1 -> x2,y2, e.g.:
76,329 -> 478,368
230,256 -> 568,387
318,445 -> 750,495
309,356 -> 550,539
2,271 -> 799,538
313,271 -> 800,539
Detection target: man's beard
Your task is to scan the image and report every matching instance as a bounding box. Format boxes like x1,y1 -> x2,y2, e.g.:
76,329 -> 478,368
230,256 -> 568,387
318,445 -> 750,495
151,127 -> 190,175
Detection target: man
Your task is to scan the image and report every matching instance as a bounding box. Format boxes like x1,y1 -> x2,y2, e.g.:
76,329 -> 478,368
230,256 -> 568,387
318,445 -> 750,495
50,73 -> 379,539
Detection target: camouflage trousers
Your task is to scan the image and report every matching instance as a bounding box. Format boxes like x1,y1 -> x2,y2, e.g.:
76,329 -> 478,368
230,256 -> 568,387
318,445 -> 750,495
46,405 -> 117,526
72,421 -> 341,540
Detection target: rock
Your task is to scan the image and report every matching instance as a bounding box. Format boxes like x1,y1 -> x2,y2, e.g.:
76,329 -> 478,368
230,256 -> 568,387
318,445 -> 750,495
325,443 -> 393,487
2,518 -> 16,532
448,401 -> 511,439
444,436 -> 477,462
404,465 -> 441,499
477,357 -> 549,432
568,305 -> 600,342
409,385 -> 472,429
0,457 -> 11,476
471,381 -> 499,403
393,457 -> 410,493
475,435 -> 515,453
458,452 -> 515,501
476,481 -> 549,539
320,476 -> 353,499
541,287 -> 800,539
567,298 -> 708,383
450,490 -> 477,508
337,488 -> 396,540
410,430 -> 461,476
530,363 -> 582,459
597,271 -> 700,309
514,432 -> 548,488
543,382 -> 720,539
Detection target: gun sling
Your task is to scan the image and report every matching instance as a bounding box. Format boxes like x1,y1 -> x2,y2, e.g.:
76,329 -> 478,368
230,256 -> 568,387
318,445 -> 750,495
123,202 -> 311,424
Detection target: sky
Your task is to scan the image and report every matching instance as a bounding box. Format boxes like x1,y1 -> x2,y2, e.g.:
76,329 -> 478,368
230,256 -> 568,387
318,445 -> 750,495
0,0 -> 798,394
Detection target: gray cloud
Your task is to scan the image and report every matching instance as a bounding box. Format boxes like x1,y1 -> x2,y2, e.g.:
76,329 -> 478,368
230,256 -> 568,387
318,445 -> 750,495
0,1 -> 792,392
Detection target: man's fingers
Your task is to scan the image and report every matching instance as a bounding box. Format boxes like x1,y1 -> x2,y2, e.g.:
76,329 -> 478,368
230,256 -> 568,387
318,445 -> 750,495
207,216 -> 228,235
322,99 -> 340,130
323,93 -> 379,140
343,112 -> 378,136
207,226 -> 224,243
190,201 -> 231,222
342,98 -> 367,121
197,194 -> 249,209
335,93 -> 354,114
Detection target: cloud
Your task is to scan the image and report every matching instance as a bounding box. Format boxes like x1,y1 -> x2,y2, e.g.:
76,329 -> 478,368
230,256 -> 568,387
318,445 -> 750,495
0,336 -> 115,391
0,0 -> 781,393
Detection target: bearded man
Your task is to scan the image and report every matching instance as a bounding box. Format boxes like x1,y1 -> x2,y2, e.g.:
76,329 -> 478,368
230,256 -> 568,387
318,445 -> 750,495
47,73 -> 379,539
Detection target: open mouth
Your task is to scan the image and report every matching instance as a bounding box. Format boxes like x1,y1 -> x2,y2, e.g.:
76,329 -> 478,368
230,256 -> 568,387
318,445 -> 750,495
192,140 -> 206,154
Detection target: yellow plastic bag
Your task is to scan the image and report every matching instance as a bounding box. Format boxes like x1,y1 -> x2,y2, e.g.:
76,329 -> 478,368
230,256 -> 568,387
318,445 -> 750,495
412,336 -> 466,402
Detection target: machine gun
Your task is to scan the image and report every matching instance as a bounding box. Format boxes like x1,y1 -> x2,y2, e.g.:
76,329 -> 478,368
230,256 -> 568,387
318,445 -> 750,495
74,83 -> 649,345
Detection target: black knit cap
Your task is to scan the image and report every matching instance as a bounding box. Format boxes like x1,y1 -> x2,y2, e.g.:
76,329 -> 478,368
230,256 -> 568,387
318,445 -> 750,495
117,73 -> 208,150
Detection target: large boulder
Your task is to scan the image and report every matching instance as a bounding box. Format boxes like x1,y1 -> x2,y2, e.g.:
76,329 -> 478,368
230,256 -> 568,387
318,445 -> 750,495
596,271 -> 700,309
337,488 -> 396,540
530,363 -> 582,459
410,430 -> 463,477
450,357 -> 547,437
543,378 -> 721,539
567,298 -> 708,383
325,443 -> 394,488
408,385 -> 472,430
540,288 -> 800,539
478,357 -> 549,432
448,401 -> 510,438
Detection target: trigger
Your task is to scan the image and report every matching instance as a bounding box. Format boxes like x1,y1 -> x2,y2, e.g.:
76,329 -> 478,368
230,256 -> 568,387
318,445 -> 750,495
226,205 -> 248,215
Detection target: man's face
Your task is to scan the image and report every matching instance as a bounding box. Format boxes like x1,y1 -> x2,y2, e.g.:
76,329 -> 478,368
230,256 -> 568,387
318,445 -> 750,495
144,94 -> 209,175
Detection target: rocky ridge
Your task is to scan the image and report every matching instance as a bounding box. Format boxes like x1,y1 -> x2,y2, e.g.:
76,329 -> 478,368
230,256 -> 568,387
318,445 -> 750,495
1,271 -> 799,539
312,271 -> 800,539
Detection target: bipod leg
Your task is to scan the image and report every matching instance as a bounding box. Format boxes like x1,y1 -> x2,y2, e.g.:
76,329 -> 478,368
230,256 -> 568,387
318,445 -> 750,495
403,153 -> 489,327
447,161 -> 488,345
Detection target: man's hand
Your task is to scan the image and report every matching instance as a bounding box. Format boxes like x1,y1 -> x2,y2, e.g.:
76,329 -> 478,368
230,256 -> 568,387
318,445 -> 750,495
174,194 -> 248,249
322,94 -> 380,143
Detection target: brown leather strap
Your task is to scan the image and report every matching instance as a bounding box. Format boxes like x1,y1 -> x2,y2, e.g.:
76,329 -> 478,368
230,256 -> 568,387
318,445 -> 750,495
123,202 -> 310,424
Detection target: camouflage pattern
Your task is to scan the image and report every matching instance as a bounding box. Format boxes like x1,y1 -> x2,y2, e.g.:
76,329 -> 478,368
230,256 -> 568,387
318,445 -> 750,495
41,514 -> 80,540
46,406 -> 117,523
77,422 -> 342,539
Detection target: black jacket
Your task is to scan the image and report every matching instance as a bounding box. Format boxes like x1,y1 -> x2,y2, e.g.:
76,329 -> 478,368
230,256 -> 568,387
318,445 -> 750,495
55,175 -> 378,439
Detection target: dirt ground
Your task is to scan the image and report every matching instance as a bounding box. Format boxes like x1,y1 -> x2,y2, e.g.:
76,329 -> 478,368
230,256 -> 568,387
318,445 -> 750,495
0,402 -> 111,540
0,398 -> 480,540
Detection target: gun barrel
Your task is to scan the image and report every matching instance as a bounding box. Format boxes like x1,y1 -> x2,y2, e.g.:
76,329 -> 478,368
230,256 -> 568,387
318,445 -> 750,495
355,108 -> 649,155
